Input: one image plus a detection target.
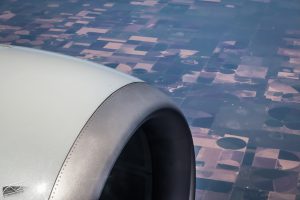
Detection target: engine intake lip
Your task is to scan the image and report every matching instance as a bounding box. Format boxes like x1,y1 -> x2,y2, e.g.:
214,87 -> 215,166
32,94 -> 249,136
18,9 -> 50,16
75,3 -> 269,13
49,82 -> 195,200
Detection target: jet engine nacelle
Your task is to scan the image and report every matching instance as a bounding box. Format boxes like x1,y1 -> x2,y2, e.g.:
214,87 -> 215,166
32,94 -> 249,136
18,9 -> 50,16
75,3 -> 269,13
0,45 -> 195,200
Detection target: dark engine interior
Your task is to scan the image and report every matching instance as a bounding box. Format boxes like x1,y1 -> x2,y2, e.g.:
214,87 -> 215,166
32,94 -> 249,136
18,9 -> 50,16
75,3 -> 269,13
99,109 -> 194,200
99,127 -> 152,200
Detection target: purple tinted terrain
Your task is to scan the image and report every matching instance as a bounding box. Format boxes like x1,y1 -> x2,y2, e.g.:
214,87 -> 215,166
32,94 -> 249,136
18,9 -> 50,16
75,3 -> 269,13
1,0 -> 300,199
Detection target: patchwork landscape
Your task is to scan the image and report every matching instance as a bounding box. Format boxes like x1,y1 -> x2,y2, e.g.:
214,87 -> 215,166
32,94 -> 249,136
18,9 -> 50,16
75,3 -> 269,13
1,0 -> 300,199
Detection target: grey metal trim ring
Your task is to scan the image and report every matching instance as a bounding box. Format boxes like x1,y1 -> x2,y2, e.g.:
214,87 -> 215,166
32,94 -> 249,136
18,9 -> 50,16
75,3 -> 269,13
49,82 -> 195,200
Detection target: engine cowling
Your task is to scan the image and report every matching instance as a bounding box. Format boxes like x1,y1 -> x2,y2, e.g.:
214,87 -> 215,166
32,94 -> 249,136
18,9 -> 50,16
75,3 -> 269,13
0,45 -> 195,200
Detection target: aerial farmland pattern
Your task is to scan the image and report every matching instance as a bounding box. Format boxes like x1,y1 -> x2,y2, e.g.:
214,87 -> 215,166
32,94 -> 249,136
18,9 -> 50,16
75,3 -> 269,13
1,0 -> 300,199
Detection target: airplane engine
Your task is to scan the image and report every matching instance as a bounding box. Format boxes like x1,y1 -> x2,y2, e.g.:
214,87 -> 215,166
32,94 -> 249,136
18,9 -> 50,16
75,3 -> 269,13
0,45 -> 195,200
